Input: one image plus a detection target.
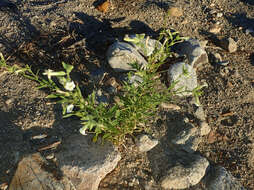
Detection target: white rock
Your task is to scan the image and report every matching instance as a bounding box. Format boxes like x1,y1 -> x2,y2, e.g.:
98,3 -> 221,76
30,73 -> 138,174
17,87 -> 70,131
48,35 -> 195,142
136,134 -> 158,152
168,62 -> 198,97
55,135 -> 121,190
107,41 -> 148,72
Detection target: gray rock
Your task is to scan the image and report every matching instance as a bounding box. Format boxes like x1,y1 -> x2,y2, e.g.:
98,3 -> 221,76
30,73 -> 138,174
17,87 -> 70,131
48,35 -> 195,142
174,38 -> 208,68
168,62 -> 198,97
55,135 -> 121,190
161,154 -> 209,190
136,134 -> 159,152
204,166 -> 246,190
124,34 -> 163,57
148,148 -> 209,190
107,41 -> 148,72
220,37 -> 237,53
9,153 -> 68,190
171,124 -> 201,153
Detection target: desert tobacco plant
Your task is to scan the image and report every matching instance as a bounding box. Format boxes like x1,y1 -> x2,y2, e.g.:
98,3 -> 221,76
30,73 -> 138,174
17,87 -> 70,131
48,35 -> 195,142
0,30 -> 202,144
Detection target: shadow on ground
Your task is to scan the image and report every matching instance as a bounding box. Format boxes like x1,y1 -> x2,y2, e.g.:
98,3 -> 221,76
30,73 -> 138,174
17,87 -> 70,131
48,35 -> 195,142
225,12 -> 254,34
239,0 -> 254,5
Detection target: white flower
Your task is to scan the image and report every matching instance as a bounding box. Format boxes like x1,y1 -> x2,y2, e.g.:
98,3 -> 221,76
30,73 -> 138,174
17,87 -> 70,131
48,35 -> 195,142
43,69 -> 66,80
64,81 -> 75,91
66,104 -> 74,113
79,127 -> 87,136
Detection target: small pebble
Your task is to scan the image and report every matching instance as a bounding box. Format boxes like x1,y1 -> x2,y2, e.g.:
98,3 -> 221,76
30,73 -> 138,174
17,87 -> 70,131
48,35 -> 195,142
46,154 -> 55,160
216,13 -> 223,17
220,37 -> 237,53
160,103 -> 181,110
32,134 -> 47,139
209,24 -> 221,34
200,122 -> 211,136
217,60 -> 229,66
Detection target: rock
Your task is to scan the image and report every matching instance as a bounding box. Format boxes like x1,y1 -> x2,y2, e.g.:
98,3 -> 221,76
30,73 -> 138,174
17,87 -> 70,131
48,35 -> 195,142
160,102 -> 181,110
209,24 -> 221,34
199,40 -> 208,49
9,153 -> 67,190
160,154 -> 209,189
220,37 -> 237,53
204,166 -> 246,190
194,106 -> 206,121
171,125 -> 201,153
168,62 -> 198,97
55,135 -> 121,190
168,7 -> 183,17
124,34 -> 163,57
213,52 -> 222,62
245,28 -> 254,35
200,121 -> 211,136
148,148 -> 209,190
136,134 -> 159,152
216,12 -> 223,18
174,38 -> 209,68
107,41 -> 148,72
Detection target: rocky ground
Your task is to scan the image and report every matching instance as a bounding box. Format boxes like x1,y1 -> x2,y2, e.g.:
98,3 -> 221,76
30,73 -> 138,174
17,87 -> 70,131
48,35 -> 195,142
0,0 -> 254,190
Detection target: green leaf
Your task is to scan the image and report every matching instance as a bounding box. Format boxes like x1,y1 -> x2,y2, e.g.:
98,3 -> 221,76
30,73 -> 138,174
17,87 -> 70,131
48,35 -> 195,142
62,62 -> 74,74
46,94 -> 59,99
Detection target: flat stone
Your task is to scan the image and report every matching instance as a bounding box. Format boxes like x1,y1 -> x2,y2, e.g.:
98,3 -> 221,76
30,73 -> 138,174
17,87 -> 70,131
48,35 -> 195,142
168,62 -> 198,97
174,38 -> 208,68
136,134 -> 158,152
220,37 -> 237,53
204,166 -> 246,190
9,153 -> 68,190
55,135 -> 121,190
107,41 -> 148,72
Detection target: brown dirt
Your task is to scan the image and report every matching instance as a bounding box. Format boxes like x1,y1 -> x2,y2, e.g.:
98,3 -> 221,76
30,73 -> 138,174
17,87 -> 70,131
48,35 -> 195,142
0,0 -> 254,189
